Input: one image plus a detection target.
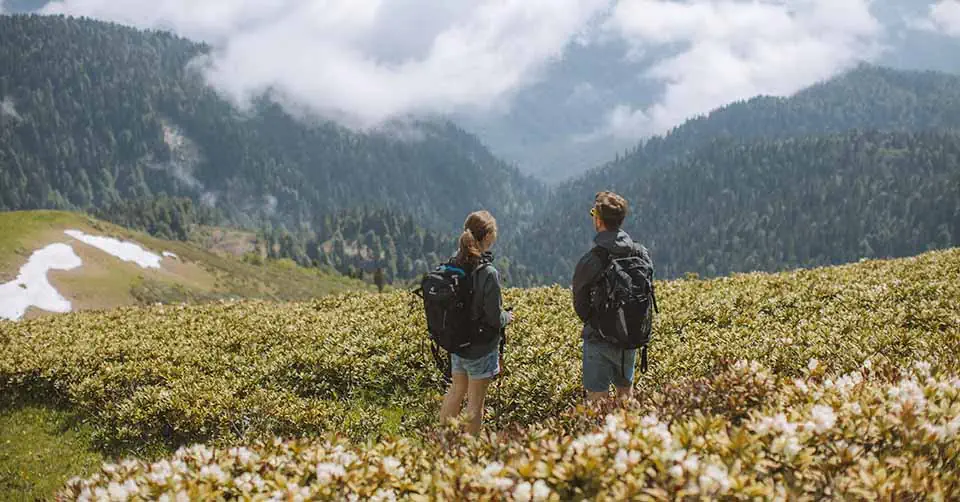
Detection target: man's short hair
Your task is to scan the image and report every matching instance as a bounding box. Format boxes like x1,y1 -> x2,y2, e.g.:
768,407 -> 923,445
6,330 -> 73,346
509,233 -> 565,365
594,191 -> 628,230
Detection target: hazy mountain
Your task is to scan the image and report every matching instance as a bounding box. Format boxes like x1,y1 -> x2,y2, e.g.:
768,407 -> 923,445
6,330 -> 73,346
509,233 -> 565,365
454,0 -> 960,182
514,65 -> 960,283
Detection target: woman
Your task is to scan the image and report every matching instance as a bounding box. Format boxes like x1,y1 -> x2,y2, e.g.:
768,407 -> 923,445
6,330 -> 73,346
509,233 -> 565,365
438,210 -> 513,435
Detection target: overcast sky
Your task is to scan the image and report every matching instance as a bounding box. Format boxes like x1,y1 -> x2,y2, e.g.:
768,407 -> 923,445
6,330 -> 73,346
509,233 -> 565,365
14,1 -> 960,139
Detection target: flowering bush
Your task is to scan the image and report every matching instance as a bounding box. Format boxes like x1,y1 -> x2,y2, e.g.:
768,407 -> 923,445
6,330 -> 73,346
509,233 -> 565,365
1,248 -> 958,498
58,361 -> 960,500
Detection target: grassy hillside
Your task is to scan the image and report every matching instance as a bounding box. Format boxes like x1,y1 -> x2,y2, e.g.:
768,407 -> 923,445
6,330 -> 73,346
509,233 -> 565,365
0,210 -> 371,320
1,247 -> 958,499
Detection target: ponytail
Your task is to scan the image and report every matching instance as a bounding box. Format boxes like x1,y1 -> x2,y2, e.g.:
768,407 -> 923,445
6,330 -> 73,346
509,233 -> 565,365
456,230 -> 482,267
455,210 -> 497,268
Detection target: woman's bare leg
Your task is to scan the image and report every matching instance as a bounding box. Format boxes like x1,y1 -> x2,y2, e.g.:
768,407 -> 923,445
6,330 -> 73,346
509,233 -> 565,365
439,372 -> 469,426
464,377 -> 493,435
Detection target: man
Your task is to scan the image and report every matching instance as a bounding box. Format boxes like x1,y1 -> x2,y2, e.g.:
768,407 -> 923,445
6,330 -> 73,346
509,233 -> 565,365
572,191 -> 654,402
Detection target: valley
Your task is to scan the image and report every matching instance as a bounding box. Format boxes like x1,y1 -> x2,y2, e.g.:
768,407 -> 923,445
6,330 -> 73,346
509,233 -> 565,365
0,9 -> 958,501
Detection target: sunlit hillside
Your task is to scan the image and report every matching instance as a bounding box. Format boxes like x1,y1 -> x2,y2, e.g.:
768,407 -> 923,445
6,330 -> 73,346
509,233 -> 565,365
0,210 -> 370,322
1,247 -> 958,499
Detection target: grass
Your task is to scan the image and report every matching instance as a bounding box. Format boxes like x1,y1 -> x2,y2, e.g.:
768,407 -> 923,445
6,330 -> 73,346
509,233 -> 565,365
0,405 -> 105,502
0,210 -> 373,316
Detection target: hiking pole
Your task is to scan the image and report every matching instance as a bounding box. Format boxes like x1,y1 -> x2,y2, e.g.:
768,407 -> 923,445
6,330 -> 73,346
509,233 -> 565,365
496,307 -> 512,430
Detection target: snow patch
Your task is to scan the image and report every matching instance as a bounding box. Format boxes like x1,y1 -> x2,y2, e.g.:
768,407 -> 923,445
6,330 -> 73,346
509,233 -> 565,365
162,251 -> 179,259
0,243 -> 82,321
64,230 -> 162,269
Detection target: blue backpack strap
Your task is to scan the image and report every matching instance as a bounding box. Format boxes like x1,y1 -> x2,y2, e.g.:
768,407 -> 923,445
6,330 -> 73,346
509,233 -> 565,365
441,264 -> 467,277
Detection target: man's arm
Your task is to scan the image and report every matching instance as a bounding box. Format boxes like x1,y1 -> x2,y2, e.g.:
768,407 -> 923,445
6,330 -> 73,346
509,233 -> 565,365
571,251 -> 602,323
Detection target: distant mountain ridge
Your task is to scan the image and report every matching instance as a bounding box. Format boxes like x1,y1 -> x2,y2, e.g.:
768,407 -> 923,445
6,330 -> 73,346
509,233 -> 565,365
1,14 -> 958,289
513,65 -> 960,283
0,14 -> 545,234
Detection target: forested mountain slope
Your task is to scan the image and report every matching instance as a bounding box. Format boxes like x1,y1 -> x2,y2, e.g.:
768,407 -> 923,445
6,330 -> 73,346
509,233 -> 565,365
519,130 -> 960,282
0,15 -> 544,233
517,66 -> 960,282
2,15 -> 959,287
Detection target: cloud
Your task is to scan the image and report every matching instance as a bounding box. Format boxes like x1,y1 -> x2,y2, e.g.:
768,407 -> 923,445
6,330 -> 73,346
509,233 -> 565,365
1,96 -> 22,121
263,195 -> 278,216
42,0 -> 609,129
597,0 -> 883,139
927,0 -> 960,36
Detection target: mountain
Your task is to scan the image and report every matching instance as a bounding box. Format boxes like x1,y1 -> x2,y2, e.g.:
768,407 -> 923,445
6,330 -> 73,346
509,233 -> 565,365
0,14 -> 545,237
514,66 -> 960,283
7,2 -> 959,183
0,210 -> 370,321
455,0 -> 960,181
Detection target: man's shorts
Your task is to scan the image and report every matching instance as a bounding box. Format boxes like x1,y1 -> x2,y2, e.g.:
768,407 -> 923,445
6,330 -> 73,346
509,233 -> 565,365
451,347 -> 500,380
582,338 -> 636,393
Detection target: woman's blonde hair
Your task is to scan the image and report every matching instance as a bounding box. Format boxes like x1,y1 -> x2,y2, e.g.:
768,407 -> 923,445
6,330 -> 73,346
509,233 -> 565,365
455,210 -> 497,267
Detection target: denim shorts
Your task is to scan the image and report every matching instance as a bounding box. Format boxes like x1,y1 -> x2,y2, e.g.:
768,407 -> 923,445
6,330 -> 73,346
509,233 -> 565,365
451,347 -> 500,380
582,338 -> 636,392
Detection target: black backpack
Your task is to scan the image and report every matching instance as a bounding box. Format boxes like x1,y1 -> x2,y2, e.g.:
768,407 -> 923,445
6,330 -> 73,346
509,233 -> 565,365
589,247 -> 659,372
416,256 -> 494,357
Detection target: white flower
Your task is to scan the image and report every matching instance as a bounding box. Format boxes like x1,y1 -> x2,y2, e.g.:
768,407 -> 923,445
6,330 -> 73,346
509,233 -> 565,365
669,465 -> 684,478
793,378 -> 809,394
513,481 -> 533,502
914,361 -> 932,377
333,450 -> 358,466
807,405 -> 837,434
698,463 -> 730,494
235,473 -> 256,492
483,461 -> 504,477
316,462 -> 346,484
945,416 -> 960,439
605,415 -> 623,435
615,430 -> 630,446
106,482 -> 128,501
199,464 -> 228,483
532,480 -> 551,501
888,378 -> 927,413
148,460 -> 173,485
614,449 -> 629,474
681,454 -> 699,473
640,414 -> 659,428
842,402 -> 862,416
807,359 -> 819,372
863,358 -> 873,370
382,456 -> 405,477
230,447 -> 259,466
772,436 -> 803,461
478,461 -> 514,491
571,433 -> 605,454
370,488 -> 397,502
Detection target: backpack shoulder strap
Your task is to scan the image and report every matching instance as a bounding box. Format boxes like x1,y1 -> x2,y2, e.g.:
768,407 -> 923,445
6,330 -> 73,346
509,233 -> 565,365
591,246 -> 611,266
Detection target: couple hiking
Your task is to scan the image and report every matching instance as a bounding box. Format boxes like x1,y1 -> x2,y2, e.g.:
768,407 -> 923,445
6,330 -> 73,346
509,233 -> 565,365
417,191 -> 657,434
